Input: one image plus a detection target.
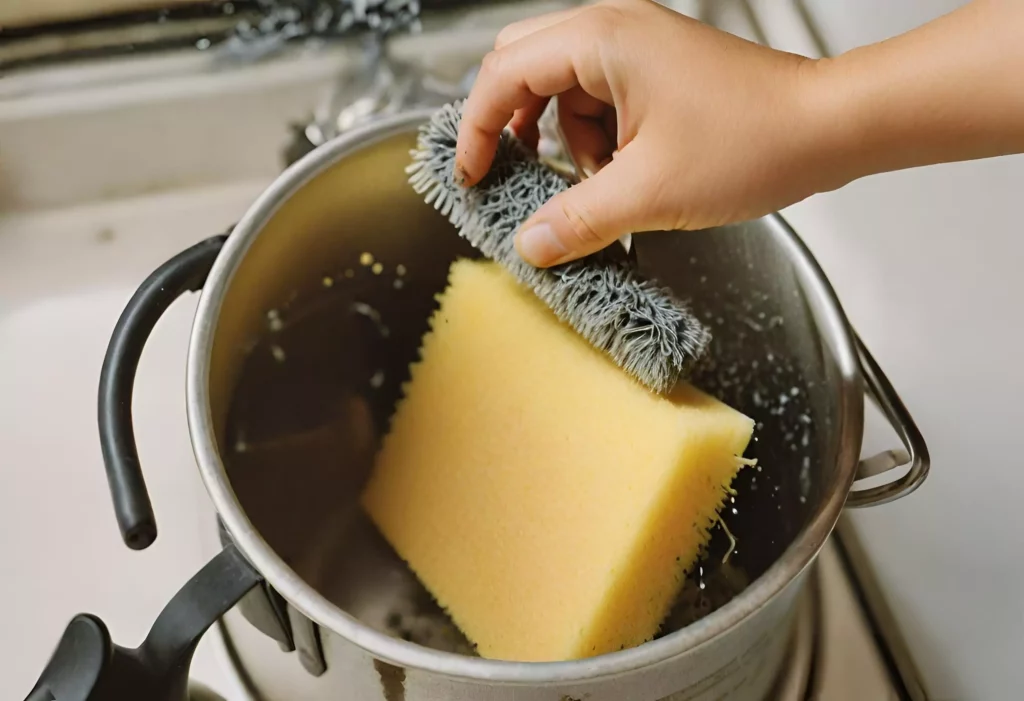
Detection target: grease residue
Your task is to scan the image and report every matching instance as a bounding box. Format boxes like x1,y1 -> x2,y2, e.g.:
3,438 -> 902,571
374,659 -> 407,701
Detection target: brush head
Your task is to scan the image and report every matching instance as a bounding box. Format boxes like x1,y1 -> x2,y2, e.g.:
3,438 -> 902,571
407,101 -> 711,394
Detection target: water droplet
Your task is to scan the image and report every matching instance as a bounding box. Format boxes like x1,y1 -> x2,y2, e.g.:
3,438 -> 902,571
270,345 -> 286,362
322,276 -> 334,288
344,268 -> 355,278
396,264 -> 407,276
196,37 -> 212,50
360,252 -> 375,266
371,262 -> 384,275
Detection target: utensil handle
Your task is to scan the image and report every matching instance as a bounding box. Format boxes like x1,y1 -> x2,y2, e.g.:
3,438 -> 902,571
98,235 -> 228,550
847,333 -> 931,508
24,543 -> 262,701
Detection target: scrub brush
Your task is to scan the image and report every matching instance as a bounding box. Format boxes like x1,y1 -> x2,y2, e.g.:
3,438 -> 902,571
406,101 -> 711,394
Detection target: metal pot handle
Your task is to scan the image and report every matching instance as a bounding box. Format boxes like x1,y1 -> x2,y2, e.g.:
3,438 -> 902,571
98,235 -> 227,549
846,333 -> 931,508
25,542 -> 262,701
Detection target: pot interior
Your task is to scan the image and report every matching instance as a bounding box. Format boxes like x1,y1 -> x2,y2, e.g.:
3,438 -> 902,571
206,124 -> 853,658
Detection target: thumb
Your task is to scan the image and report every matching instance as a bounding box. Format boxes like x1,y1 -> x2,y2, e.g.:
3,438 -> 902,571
514,146 -> 659,267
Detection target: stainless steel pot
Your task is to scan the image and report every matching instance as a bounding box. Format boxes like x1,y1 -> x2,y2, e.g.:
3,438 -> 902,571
27,109 -> 929,701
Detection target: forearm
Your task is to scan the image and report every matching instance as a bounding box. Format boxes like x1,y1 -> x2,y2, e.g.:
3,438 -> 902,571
809,0 -> 1024,189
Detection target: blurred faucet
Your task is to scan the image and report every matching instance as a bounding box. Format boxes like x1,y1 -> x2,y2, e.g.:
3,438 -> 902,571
283,30 -> 477,166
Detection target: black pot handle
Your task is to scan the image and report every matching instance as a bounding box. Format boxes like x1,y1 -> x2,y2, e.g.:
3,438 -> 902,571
98,235 -> 227,550
25,542 -> 262,701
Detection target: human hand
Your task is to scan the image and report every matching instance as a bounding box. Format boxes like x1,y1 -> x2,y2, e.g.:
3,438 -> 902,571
454,0 -> 832,267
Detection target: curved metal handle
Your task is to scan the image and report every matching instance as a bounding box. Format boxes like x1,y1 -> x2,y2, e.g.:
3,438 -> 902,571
98,235 -> 227,550
846,333 -> 930,508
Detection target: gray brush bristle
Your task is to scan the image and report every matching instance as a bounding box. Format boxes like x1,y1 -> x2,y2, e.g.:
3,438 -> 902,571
407,101 -> 711,394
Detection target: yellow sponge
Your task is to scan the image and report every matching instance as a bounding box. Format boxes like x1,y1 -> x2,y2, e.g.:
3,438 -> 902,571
360,259 -> 754,662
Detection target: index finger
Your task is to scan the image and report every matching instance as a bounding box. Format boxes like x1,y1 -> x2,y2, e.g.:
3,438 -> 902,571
455,25 -> 589,186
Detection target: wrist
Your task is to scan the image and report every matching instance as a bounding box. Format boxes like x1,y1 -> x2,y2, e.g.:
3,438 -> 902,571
791,53 -> 876,196
793,2 -> 1023,190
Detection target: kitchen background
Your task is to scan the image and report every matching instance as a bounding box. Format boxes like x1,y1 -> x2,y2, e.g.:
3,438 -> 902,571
1,1 -> 1020,700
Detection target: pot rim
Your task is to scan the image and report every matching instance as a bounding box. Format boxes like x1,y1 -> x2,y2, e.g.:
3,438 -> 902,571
186,109 -> 864,683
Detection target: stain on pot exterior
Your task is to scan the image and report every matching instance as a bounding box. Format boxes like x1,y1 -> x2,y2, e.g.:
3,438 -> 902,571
374,659 -> 407,701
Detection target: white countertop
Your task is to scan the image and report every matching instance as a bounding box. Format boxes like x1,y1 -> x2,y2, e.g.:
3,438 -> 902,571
783,155 -> 1024,701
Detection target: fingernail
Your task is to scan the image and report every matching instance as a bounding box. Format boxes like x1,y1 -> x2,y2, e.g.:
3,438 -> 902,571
578,155 -> 598,179
579,156 -> 611,180
453,163 -> 469,188
515,223 -> 569,267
